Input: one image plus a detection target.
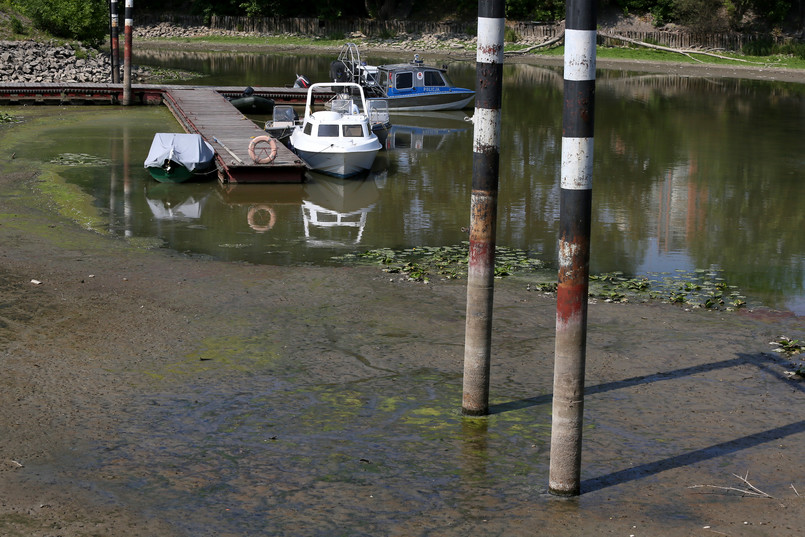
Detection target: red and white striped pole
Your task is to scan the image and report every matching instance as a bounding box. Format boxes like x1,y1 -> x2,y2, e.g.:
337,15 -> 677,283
461,0 -> 504,416
549,0 -> 597,496
122,0 -> 133,105
110,0 -> 120,83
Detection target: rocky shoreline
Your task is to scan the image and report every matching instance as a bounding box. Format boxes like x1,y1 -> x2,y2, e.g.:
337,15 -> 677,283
0,40 -> 154,84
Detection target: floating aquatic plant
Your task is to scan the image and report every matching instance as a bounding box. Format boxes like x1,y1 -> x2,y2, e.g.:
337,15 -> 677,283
771,336 -> 803,356
588,268 -> 749,311
339,249 -> 752,313
49,153 -> 112,167
771,337 -> 804,377
337,243 -> 545,283
0,112 -> 20,124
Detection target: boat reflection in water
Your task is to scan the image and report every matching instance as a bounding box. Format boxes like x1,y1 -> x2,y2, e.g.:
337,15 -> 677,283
145,183 -> 210,220
301,172 -> 382,246
384,110 -> 471,151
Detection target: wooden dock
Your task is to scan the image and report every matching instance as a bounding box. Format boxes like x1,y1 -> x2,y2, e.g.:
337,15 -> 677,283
0,82 -> 338,184
162,87 -> 307,183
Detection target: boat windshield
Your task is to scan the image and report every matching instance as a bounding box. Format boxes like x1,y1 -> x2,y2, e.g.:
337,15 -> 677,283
331,98 -> 360,114
423,70 -> 447,87
395,72 -> 414,90
440,72 -> 456,86
342,124 -> 364,137
318,124 -> 339,137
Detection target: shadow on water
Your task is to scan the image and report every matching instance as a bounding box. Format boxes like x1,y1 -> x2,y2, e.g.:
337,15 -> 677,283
581,419 -> 805,494
489,352 -> 805,496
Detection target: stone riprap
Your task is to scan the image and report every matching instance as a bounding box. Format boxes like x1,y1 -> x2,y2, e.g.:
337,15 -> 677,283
0,40 -> 151,84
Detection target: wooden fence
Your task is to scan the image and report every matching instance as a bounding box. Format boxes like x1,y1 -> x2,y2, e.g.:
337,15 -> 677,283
137,14 -> 793,51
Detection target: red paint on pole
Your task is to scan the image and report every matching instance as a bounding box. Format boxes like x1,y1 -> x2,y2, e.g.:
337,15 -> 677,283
122,0 -> 133,105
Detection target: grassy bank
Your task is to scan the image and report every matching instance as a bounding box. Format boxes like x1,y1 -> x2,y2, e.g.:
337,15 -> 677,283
137,34 -> 805,71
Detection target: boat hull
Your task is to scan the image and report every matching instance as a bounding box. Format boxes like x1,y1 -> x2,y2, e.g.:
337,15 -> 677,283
375,91 -> 475,111
147,162 -> 194,183
294,147 -> 379,178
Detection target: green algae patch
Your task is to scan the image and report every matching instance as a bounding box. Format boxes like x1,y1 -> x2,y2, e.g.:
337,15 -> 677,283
34,166 -> 108,233
144,334 -> 284,381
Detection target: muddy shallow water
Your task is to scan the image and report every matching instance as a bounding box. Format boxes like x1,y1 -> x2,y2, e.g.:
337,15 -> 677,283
1,58 -> 804,536
0,153 -> 803,536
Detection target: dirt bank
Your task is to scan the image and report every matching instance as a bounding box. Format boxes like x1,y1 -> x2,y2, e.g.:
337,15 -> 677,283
0,103 -> 803,535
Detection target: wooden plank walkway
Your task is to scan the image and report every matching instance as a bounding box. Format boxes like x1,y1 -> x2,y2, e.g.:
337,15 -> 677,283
161,87 -> 308,184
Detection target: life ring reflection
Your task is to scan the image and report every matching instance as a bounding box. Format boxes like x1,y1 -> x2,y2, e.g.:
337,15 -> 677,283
247,204 -> 277,233
248,135 -> 278,164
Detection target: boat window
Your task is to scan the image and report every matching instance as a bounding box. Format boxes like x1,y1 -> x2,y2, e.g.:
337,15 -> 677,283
342,124 -> 364,137
318,124 -> 339,137
304,122 -> 313,135
424,70 -> 446,87
395,72 -> 413,89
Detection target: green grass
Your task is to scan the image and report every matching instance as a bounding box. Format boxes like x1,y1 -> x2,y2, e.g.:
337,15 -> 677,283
141,33 -> 805,71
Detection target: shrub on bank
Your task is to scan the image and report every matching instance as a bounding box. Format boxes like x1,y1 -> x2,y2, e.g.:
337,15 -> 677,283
13,0 -> 107,46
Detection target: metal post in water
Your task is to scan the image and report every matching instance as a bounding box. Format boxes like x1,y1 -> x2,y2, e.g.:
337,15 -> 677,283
122,0 -> 133,105
110,0 -> 120,83
461,0 -> 504,416
548,0 -> 597,496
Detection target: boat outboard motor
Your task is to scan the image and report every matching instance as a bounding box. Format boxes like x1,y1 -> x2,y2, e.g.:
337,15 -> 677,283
330,60 -> 351,83
293,74 -> 311,88
242,86 -> 255,97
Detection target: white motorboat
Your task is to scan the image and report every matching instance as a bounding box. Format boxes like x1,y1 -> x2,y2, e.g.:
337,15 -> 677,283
289,82 -> 382,178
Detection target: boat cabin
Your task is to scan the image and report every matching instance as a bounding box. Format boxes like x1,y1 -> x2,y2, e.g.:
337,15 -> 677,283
302,111 -> 372,140
378,57 -> 456,97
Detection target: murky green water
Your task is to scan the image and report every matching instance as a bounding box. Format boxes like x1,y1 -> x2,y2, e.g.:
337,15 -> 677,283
5,50 -> 805,316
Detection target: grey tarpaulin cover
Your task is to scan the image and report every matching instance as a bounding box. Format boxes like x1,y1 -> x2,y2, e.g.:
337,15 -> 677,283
144,133 -> 215,172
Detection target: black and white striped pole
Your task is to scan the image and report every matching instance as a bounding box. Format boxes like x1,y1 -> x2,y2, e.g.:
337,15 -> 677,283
462,0 -> 504,416
549,0 -> 597,496
122,0 -> 133,105
110,0 -> 120,83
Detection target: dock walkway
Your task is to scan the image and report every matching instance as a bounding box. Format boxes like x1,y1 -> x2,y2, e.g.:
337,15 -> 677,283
162,87 -> 307,183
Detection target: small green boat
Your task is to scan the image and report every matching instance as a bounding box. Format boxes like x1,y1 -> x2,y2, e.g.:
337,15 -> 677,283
227,87 -> 275,115
144,133 -> 216,183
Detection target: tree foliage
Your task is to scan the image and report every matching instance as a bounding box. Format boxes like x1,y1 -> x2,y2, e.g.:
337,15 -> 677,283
10,0 -> 802,45
14,0 -> 108,45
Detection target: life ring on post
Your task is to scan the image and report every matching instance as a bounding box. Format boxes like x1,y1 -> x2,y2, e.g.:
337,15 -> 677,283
248,136 -> 278,164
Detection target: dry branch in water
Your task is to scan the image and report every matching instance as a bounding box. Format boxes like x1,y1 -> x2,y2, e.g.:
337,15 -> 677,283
505,31 -> 565,55
689,472 -> 774,498
597,33 -> 764,64
504,31 -> 763,66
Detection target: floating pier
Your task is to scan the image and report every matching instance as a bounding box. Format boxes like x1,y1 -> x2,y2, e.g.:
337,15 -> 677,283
162,87 -> 306,184
0,82 -> 337,184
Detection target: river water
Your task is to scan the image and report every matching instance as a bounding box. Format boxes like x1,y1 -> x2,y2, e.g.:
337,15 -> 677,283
14,48 -> 805,314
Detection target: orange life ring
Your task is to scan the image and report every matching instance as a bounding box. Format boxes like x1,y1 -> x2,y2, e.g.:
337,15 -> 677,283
247,204 -> 276,233
248,136 -> 278,164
